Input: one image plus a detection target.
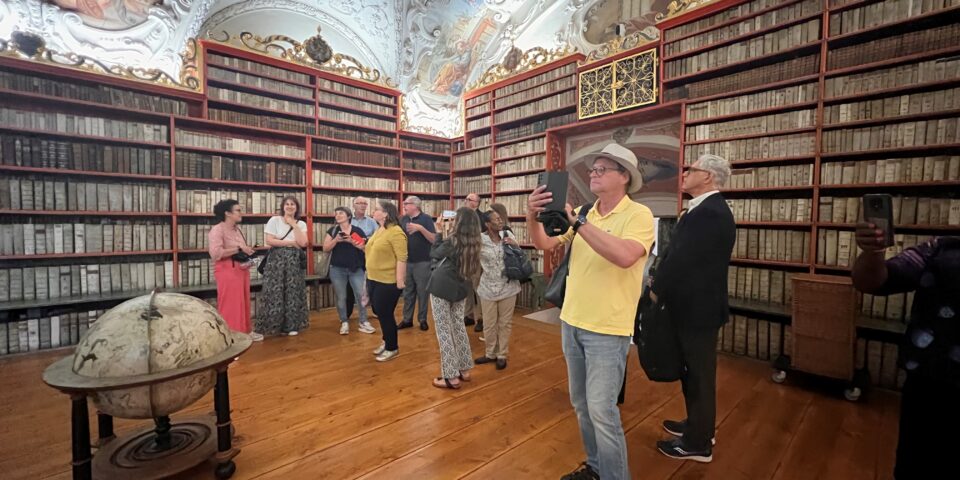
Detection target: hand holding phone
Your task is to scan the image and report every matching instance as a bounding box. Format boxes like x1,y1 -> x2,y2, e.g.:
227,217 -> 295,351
536,171 -> 568,212
859,194 -> 895,250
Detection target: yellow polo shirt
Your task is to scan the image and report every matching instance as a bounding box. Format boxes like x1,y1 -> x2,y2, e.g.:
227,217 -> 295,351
557,195 -> 655,336
365,224 -> 408,284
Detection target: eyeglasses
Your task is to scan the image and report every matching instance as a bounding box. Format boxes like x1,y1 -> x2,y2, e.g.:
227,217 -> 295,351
684,166 -> 711,175
587,165 -> 625,177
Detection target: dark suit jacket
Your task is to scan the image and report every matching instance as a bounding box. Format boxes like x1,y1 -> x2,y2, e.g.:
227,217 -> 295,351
652,193 -> 736,329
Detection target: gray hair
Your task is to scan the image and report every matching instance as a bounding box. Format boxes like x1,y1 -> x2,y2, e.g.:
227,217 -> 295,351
353,195 -> 369,205
404,196 -> 422,208
697,154 -> 731,187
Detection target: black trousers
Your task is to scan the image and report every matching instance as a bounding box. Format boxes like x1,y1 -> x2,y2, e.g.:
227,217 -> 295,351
895,372 -> 960,479
677,324 -> 720,451
368,280 -> 402,351
345,284 -> 355,318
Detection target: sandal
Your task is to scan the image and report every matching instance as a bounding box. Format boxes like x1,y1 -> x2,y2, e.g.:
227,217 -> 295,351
432,377 -> 461,390
458,372 -> 472,382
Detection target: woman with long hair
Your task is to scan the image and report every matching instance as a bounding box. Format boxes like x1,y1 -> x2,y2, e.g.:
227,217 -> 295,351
208,199 -> 257,338
323,206 -> 375,335
259,195 -> 309,336
475,209 -> 522,370
366,200 -> 408,362
430,207 -> 482,389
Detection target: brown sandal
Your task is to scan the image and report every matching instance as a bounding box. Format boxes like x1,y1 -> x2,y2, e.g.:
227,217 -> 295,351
433,377 -> 461,389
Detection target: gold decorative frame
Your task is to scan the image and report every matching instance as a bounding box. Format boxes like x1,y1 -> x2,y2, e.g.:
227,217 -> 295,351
467,44 -> 576,92
656,0 -> 725,23
208,30 -> 397,89
578,48 -> 657,120
0,32 -> 202,92
585,31 -> 659,63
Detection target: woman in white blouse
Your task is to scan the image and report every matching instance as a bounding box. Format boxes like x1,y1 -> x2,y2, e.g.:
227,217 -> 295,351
258,196 -> 309,336
475,209 -> 521,370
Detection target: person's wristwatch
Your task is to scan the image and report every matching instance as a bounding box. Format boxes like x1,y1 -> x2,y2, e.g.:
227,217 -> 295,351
572,214 -> 588,232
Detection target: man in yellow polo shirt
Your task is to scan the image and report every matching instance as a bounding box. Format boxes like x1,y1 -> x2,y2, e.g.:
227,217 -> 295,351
527,143 -> 655,480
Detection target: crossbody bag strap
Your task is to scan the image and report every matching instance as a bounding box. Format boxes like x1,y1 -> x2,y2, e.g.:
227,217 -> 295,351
564,201 -> 595,277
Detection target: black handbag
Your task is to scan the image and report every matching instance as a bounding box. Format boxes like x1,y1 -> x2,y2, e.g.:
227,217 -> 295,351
502,242 -> 533,281
427,240 -> 468,301
634,286 -> 683,382
257,226 -> 294,275
543,202 -> 594,307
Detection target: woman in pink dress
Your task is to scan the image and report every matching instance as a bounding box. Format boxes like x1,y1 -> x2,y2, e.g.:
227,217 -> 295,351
208,199 -> 259,339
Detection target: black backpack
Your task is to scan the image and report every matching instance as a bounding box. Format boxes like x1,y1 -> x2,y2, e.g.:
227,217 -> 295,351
502,243 -> 533,281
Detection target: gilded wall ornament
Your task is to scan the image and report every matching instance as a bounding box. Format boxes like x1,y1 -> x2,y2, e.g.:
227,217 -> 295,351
467,44 -> 577,92
578,47 -> 657,120
585,29 -> 659,63
656,0 -> 724,23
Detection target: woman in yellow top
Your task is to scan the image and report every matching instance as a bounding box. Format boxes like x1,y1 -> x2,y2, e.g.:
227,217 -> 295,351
365,200 -> 408,362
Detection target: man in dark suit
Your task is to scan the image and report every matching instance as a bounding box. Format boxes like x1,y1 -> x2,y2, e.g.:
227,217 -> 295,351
651,153 -> 736,463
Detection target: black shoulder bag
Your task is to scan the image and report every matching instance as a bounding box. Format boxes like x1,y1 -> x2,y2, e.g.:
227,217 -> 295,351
543,202 -> 594,307
256,226 -> 294,275
634,269 -> 683,383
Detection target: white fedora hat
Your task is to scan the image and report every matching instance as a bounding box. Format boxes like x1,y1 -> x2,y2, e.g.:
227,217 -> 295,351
579,143 -> 644,193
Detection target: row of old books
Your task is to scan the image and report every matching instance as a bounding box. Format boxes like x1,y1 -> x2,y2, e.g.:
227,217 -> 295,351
466,92 -> 491,108
207,108 -> 315,135
686,82 -> 819,122
0,261 -> 174,302
0,310 -> 104,355
176,130 -> 305,158
466,102 -> 492,118
0,106 -> 167,142
495,173 -> 539,192
666,0 -> 822,57
495,154 -> 545,176
495,75 -> 576,110
494,90 -> 576,124
313,144 -> 399,167
208,86 -> 315,117
495,137 -> 545,160
404,178 -> 449,194
306,282 -> 338,310
733,228 -> 810,263
0,177 -> 170,212
403,156 -> 450,173
467,115 -> 493,132
400,137 -> 450,154
824,56 -> 960,99
453,174 -> 491,196
686,108 -> 816,142
822,117 -> 960,153
516,279 -> 543,309
494,62 -> 577,97
862,288 -> 916,322
0,222 -> 171,256
469,132 -> 492,149
175,190 -> 305,215
824,86 -> 960,125
820,195 -> 960,226
318,78 -> 395,106
316,123 -> 396,146
178,257 -> 261,287
313,193 -> 394,215
663,0 -> 792,41
0,134 -> 170,175
176,151 -> 305,184
312,170 -> 399,191
507,222 -> 531,244
311,221 -> 335,243
727,163 -> 814,189
318,106 -> 395,131
496,112 -> 577,143
728,266 -> 796,305
816,230 -> 932,267
178,223 -> 264,251
684,131 -> 816,163
827,21 -> 960,71
454,148 -> 492,171
319,91 -> 396,117
207,65 -> 314,100
0,70 -> 188,115
820,156 -> 960,185
666,54 -> 820,101
494,194 -> 530,217
665,19 -> 821,79
208,52 -> 310,85
727,197 -> 813,223
828,0 -> 960,37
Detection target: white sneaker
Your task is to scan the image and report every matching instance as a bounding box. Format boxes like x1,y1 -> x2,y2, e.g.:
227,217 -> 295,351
479,336 -> 485,342
287,331 -> 299,336
358,322 -> 376,334
372,343 -> 386,355
339,323 -> 350,335
250,332 -> 264,342
375,349 -> 399,362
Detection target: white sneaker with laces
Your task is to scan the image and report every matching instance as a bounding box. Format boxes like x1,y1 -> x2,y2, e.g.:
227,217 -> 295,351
250,332 -> 264,342
372,343 -> 386,355
339,323 -> 350,335
287,331 -> 299,336
375,349 -> 399,362
358,322 -> 376,334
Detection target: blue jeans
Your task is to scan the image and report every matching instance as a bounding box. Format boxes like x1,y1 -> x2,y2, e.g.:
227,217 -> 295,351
329,266 -> 368,325
561,321 -> 631,480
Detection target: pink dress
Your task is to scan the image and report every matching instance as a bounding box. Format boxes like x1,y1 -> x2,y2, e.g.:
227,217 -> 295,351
208,222 -> 252,333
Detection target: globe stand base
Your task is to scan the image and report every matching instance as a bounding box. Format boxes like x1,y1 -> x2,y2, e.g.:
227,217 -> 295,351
93,416 -> 219,480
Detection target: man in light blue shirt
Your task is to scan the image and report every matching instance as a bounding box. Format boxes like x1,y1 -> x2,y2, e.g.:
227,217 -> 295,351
345,196 -> 378,319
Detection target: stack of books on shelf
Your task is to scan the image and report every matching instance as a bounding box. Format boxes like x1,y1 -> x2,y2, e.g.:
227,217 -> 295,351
453,174 -> 491,196
176,190 -> 304,215
0,177 -> 170,212
311,171 -> 398,192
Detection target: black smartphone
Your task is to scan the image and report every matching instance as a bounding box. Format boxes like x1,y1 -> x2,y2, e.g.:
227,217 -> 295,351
862,194 -> 895,247
537,171 -> 568,212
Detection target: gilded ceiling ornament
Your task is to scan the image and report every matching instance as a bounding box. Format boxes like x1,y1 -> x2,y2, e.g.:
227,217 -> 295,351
215,28 -> 397,89
655,0 -> 724,23
585,29 -> 660,63
467,43 -> 577,92
0,31 -> 202,91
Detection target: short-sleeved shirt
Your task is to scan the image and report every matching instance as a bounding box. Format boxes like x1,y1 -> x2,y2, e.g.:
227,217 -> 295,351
265,216 -> 306,241
326,225 -> 367,271
874,236 -> 960,385
351,215 -> 378,237
365,224 -> 408,284
557,195 -> 656,336
399,212 -> 436,263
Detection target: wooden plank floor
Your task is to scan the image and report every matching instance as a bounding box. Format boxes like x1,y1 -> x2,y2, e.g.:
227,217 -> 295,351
0,308 -> 900,479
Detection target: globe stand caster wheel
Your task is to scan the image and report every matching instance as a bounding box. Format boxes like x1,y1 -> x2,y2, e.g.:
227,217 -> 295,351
215,460 -> 236,479
844,387 -> 862,402
771,370 -> 787,384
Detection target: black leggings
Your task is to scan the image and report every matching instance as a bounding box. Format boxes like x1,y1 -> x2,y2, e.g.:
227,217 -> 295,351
368,280 -> 402,351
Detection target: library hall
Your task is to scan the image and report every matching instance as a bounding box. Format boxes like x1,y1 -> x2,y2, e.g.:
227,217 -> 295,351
0,0 -> 957,479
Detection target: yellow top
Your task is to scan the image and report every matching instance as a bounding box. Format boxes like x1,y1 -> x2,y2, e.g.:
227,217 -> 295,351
364,224 -> 408,284
558,195 -> 655,336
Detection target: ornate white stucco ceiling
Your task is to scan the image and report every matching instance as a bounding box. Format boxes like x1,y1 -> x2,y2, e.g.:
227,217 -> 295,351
0,0 -> 670,137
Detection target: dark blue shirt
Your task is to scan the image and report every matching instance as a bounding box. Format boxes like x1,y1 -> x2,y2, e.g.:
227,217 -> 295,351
400,212 -> 436,263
